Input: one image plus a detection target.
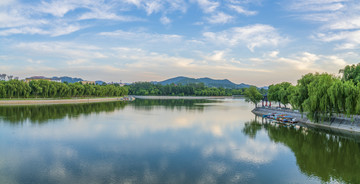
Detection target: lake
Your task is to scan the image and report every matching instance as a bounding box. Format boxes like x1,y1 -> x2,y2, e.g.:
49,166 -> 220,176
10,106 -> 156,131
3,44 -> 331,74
0,98 -> 359,184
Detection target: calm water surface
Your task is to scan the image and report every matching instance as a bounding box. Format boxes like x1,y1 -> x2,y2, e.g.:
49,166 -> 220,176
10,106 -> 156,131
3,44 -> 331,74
0,99 -> 359,184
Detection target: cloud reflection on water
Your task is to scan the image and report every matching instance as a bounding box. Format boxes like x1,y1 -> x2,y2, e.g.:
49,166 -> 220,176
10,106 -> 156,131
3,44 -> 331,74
0,99 -> 308,184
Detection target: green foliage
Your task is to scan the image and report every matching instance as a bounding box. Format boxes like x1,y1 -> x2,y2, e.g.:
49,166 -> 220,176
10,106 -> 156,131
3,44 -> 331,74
340,63 -> 360,83
268,84 -> 280,106
244,86 -> 263,107
268,82 -> 294,108
290,73 -> 316,114
269,67 -> 360,123
343,80 -> 358,117
127,82 -> 248,96
304,73 -> 335,122
0,80 -> 128,99
328,79 -> 345,115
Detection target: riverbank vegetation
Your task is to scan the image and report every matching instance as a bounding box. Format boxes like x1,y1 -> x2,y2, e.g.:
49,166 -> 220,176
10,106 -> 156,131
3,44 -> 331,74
268,63 -> 360,122
243,86 -> 263,107
0,80 -> 128,99
128,82 -> 266,96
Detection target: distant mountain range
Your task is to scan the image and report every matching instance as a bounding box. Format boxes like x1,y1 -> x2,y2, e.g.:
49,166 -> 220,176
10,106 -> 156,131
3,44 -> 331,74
51,76 -> 105,85
48,76 -> 266,89
51,76 -> 83,83
155,76 -> 252,89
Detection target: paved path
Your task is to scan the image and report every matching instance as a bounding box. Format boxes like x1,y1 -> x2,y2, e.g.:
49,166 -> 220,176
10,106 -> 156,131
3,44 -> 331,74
252,107 -> 360,134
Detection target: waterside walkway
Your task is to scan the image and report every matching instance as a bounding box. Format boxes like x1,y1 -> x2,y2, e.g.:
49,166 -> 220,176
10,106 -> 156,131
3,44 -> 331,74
252,107 -> 360,134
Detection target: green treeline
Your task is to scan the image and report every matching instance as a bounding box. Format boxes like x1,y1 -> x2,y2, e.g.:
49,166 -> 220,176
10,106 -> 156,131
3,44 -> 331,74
128,82 -> 267,96
0,80 -> 128,98
268,64 -> 360,122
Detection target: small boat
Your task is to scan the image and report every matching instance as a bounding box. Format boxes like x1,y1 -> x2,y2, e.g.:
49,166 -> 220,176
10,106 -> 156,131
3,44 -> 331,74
263,113 -> 298,124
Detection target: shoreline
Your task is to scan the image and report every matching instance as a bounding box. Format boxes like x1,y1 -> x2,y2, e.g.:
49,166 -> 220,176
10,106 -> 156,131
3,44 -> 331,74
0,95 -> 232,105
133,95 -> 233,100
252,107 -> 360,134
0,97 -> 133,105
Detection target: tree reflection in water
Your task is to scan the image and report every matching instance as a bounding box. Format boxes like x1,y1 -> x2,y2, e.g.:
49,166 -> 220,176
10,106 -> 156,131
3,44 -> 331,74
0,101 -> 127,124
131,99 -> 219,111
0,99 -> 218,124
242,117 -> 360,184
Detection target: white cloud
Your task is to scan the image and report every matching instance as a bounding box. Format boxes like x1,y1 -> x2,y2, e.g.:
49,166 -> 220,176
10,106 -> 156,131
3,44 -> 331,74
51,24 -> 82,37
0,0 -> 14,6
228,5 -> 257,16
315,30 -> 360,50
0,0 -> 144,37
160,16 -> 171,25
124,0 -> 141,7
124,0 -> 187,15
288,0 -> 348,12
0,23 -> 81,37
98,29 -> 182,43
112,47 -> 195,69
66,59 -> 89,65
326,17 -> 360,30
264,51 -> 348,74
144,1 -> 163,15
36,0 -> 78,17
287,0 -> 360,50
203,24 -> 287,51
207,12 -> 233,24
78,12 -> 140,21
0,10 -> 47,29
194,0 -> 219,13
268,51 -> 279,58
203,50 -> 226,62
14,42 -> 106,60
0,27 -> 48,36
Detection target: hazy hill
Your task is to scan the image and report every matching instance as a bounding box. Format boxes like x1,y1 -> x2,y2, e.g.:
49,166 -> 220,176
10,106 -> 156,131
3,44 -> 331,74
158,76 -> 251,89
51,76 -> 83,83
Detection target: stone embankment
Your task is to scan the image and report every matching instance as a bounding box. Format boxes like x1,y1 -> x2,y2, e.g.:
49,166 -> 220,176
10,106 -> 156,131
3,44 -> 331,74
252,107 -> 360,134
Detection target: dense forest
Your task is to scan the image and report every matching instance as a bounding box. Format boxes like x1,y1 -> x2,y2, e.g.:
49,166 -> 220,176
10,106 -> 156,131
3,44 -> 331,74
0,80 -> 128,98
267,63 -> 360,122
128,82 -> 267,96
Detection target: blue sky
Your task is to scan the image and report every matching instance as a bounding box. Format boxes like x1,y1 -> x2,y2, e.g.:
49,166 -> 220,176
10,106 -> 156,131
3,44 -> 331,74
0,0 -> 359,86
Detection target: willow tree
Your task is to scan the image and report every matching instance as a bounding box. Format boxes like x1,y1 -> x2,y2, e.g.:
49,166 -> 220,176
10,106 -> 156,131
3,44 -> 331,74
278,82 -> 293,108
339,63 -> 360,83
0,82 -> 6,98
328,79 -> 345,115
356,85 -> 360,113
304,73 -> 335,122
289,73 -> 316,116
268,84 -> 281,107
343,80 -> 358,117
244,86 -> 263,108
